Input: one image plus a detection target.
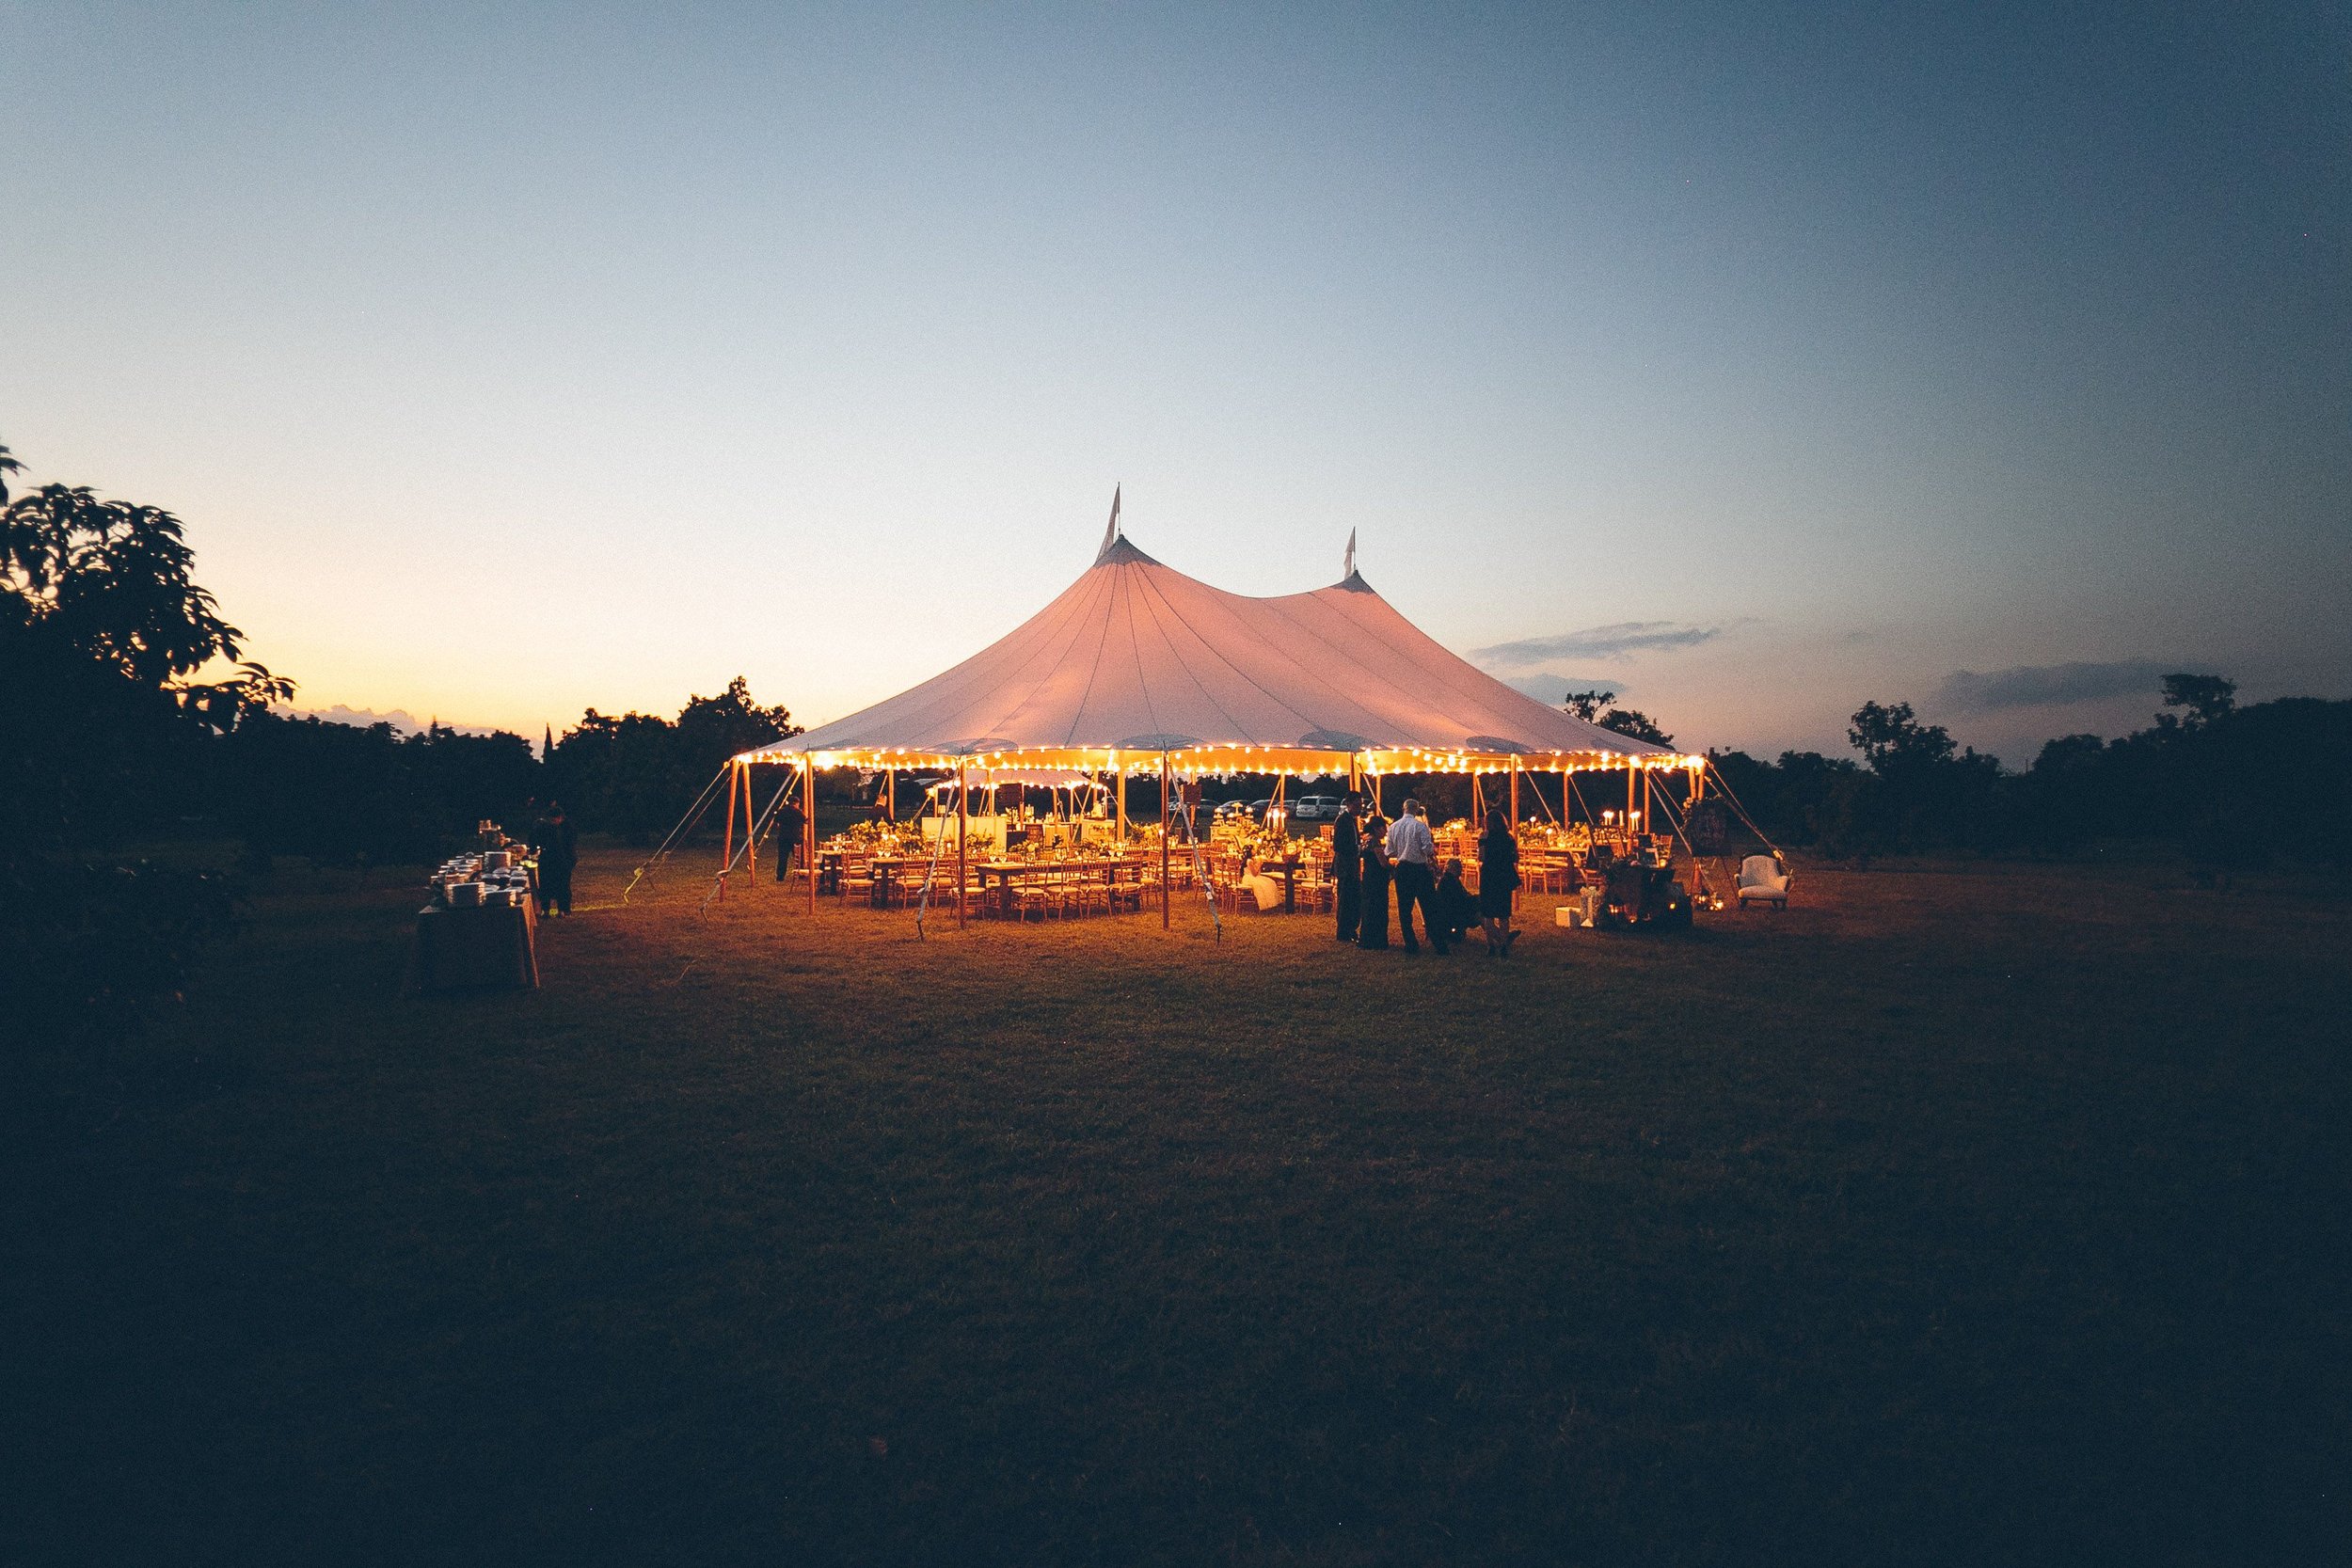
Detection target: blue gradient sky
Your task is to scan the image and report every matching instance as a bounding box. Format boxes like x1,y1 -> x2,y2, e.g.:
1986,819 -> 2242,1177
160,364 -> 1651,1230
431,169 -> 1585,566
5,2 -> 2344,762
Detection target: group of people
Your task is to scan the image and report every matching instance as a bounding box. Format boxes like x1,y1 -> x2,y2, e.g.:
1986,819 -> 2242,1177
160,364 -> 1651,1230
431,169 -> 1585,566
1329,793 -> 1519,958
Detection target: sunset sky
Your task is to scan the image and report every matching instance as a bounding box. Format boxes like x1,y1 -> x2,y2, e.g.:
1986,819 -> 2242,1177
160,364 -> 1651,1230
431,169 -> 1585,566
5,2 -> 2344,765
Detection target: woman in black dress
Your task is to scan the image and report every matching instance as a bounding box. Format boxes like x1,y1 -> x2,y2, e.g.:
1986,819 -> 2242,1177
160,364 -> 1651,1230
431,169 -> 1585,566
1357,808 -> 1391,949
1477,816 -> 1519,956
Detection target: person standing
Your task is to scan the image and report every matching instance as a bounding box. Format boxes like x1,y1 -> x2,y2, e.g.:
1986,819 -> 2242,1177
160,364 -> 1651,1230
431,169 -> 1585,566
532,802 -> 578,916
1385,798 -> 1446,955
1331,791 -> 1363,942
773,790 -> 808,883
1477,813 -> 1521,957
1356,803 -> 1391,949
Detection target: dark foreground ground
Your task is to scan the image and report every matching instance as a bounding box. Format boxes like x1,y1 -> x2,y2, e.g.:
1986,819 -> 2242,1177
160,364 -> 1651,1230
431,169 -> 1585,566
8,848 -> 2349,1565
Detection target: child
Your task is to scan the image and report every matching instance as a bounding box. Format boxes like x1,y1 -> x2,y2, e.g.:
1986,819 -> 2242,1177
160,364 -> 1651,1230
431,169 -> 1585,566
1435,857 -> 1477,947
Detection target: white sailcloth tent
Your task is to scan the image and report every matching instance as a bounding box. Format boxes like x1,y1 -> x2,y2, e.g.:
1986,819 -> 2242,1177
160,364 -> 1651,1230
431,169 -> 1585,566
738,523 -> 1688,781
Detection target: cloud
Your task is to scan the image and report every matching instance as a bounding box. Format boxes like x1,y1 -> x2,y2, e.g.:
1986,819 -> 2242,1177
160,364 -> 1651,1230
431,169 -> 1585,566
1501,673 -> 1631,705
1471,621 -> 1720,667
1936,659 -> 2185,713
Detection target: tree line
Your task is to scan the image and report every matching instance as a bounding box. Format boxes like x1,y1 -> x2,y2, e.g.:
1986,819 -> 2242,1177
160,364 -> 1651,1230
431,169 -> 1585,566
1697,681 -> 2351,867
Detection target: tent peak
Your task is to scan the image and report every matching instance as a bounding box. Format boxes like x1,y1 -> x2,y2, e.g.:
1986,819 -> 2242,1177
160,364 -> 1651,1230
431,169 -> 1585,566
1094,532 -> 1159,567
1332,527 -> 1372,591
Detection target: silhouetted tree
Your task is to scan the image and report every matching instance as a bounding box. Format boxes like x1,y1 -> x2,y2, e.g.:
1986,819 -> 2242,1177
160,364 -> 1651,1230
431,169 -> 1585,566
1562,689 -> 1616,722
1599,707 -> 1674,747
544,677 -> 803,844
1,440 -> 291,1040
2157,673 -> 2236,732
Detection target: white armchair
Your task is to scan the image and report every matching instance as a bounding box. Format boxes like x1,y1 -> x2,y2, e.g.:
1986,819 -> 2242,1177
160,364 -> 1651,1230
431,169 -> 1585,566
1736,854 -> 1790,910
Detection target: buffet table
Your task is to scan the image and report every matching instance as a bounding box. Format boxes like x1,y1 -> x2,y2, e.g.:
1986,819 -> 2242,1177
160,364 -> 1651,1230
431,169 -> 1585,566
412,901 -> 541,992
410,851 -> 540,993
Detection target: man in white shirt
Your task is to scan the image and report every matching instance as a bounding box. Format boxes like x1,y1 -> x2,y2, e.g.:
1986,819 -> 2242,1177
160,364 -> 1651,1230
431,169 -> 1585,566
1384,799 -> 1447,955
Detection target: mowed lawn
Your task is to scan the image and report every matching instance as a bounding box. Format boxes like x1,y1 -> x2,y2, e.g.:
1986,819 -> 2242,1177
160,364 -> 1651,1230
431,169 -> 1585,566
10,847 -> 2349,1565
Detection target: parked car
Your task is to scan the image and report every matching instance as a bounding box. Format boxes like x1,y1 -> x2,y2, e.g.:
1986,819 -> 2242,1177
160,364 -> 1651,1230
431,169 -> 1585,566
1290,795 -> 1341,820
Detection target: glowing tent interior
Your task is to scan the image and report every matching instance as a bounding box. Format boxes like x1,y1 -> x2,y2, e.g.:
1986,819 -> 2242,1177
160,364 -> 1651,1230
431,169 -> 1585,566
693,513 -> 1718,928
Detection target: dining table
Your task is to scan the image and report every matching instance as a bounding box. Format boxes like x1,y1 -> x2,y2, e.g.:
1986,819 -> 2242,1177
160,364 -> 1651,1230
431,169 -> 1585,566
975,857 -> 1141,918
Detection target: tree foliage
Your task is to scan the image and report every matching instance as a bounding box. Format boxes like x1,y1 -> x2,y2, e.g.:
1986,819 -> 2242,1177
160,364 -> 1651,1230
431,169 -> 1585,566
0,441 -> 289,1039
546,676 -> 803,844
3,483 -> 293,738
1599,707 -> 1674,747
1705,679 -> 2350,864
1562,689 -> 1674,747
1561,689 -> 1616,722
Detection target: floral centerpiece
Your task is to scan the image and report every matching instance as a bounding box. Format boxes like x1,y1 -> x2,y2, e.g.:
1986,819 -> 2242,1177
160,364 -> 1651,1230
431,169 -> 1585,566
843,818 -> 927,855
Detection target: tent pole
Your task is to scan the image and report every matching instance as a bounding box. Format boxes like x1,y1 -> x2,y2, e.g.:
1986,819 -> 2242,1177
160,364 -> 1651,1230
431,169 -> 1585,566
744,764 -> 757,885
956,760 -> 968,929
886,767 -> 895,822
1627,762 -> 1637,844
720,762 -> 738,899
803,761 -> 817,914
1510,758 -> 1522,915
1160,752 -> 1171,930
1116,763 -> 1126,844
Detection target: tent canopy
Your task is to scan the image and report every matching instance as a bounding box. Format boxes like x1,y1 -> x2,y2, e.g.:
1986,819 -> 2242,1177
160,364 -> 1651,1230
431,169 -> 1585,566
741,529 -> 1689,777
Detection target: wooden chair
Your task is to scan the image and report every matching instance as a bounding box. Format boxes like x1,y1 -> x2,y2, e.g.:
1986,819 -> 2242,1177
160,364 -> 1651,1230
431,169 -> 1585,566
1067,872 -> 1112,918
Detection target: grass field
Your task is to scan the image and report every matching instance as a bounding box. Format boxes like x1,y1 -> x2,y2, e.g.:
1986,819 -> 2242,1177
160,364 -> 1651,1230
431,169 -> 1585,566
10,847 -> 2349,1565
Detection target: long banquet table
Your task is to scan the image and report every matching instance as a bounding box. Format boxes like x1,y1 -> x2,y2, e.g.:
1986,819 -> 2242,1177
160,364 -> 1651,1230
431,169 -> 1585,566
411,900 -> 540,992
